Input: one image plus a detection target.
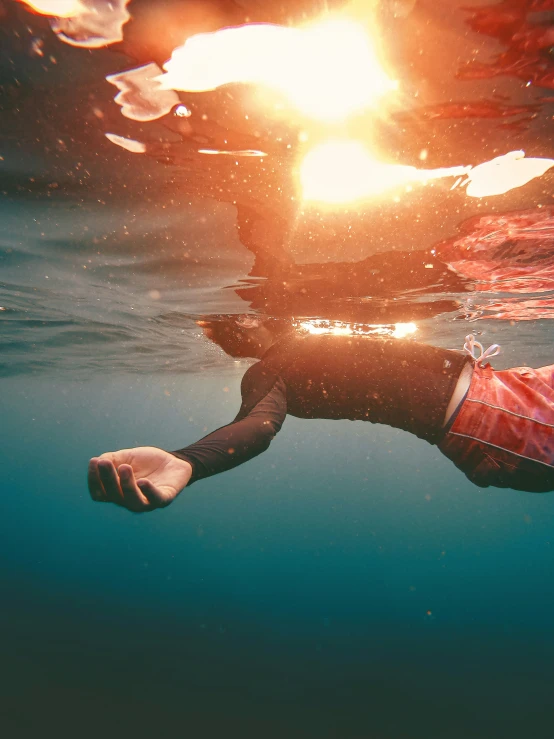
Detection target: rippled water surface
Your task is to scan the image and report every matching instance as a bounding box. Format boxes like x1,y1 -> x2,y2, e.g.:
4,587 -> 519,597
2,1 -> 554,737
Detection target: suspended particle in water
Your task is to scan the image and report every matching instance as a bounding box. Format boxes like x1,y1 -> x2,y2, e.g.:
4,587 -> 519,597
30,37 -> 44,57
174,104 -> 192,118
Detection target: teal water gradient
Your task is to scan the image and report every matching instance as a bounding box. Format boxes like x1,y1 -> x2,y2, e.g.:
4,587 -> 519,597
2,370 -> 554,737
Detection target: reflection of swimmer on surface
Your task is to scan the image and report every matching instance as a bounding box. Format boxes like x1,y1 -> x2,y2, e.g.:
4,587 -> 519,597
232,204 -> 471,324
88,321 -> 554,513
234,205 -> 554,324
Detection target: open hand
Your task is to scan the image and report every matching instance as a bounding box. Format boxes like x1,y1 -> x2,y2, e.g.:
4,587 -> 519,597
88,446 -> 192,513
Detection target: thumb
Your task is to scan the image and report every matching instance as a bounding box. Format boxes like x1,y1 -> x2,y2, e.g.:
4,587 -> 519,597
99,449 -> 131,467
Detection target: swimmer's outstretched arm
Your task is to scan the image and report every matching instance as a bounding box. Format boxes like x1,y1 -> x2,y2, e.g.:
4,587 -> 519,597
87,372 -> 286,513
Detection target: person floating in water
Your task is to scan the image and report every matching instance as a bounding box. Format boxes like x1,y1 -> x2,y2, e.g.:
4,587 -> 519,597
88,319 -> 554,511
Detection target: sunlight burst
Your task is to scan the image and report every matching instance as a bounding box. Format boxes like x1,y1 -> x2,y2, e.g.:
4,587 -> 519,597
18,0 -> 85,16
299,140 -> 422,203
157,19 -> 396,121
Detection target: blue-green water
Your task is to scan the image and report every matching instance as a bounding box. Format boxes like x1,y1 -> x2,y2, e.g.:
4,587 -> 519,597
3,0 -> 554,736
3,370 -> 554,737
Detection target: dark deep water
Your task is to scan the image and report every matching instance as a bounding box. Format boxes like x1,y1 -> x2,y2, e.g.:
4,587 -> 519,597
4,372 -> 554,738
2,1 -> 554,737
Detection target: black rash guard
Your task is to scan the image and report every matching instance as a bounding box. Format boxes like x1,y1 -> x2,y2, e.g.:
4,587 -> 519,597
171,334 -> 468,485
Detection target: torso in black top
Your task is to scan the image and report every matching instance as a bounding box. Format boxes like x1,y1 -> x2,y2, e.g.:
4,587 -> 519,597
173,334 -> 468,485
238,334 -> 467,444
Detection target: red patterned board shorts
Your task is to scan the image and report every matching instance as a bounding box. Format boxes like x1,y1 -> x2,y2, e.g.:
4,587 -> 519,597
438,363 -> 554,493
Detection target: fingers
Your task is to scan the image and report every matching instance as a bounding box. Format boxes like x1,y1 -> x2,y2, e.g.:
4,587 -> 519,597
118,464 -> 151,512
136,478 -> 170,509
88,458 -> 106,502
88,457 -> 156,513
97,458 -> 125,505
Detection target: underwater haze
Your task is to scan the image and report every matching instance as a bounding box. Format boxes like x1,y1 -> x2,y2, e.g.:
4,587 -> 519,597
2,1 -> 554,737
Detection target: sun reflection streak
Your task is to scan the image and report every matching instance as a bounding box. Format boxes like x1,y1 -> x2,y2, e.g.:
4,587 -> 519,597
392,322 -> 417,339
296,320 -> 417,339
465,151 -> 554,197
198,149 -> 268,157
300,141 -> 554,204
300,140 -> 469,203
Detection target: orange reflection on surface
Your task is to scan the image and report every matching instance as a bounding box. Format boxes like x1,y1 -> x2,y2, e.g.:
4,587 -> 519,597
299,140 -> 468,203
21,0 -> 131,48
465,151 -> 554,197
106,63 -> 180,122
296,320 -> 417,338
468,298 -> 554,322
105,133 -> 146,153
392,322 -> 417,338
18,0 -> 84,16
157,19 -> 396,121
198,149 -> 268,157
300,141 -> 554,204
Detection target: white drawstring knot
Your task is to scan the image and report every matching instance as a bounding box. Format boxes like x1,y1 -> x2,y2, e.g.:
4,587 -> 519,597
463,334 -> 501,365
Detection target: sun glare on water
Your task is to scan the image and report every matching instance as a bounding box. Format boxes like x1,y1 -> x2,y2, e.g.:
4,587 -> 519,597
297,320 -> 417,339
392,323 -> 417,339
18,0 -> 85,17
299,140 -> 554,204
299,140 -> 422,203
157,19 -> 396,121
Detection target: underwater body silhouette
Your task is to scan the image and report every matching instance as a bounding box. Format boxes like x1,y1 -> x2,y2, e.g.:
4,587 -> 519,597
88,327 -> 554,513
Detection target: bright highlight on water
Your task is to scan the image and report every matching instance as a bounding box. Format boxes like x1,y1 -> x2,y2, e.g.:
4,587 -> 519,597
156,19 -> 397,121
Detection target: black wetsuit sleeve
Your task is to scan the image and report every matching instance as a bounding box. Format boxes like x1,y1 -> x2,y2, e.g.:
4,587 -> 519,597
170,364 -> 286,485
